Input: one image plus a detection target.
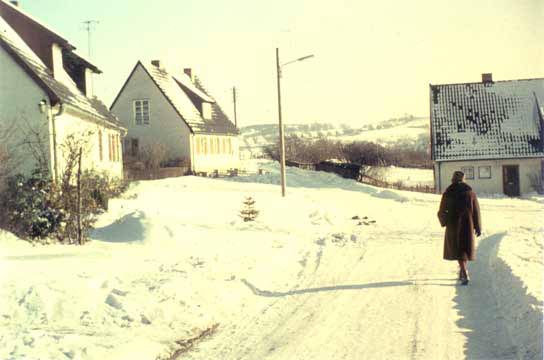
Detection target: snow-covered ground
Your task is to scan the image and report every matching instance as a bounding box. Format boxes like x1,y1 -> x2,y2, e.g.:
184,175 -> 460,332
376,166 -> 434,187
0,161 -> 542,359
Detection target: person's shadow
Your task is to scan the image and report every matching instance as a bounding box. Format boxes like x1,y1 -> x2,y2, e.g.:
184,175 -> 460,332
240,277 -> 457,298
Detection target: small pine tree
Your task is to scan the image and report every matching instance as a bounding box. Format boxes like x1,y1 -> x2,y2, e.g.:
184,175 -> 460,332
239,196 -> 259,222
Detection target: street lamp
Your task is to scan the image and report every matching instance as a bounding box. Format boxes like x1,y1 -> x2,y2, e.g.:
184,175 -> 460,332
276,48 -> 314,197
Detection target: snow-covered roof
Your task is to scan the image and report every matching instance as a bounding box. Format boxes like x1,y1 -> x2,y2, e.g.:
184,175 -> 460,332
0,6 -> 118,125
0,0 -> 72,49
174,73 -> 214,103
135,61 -> 238,135
430,78 -> 544,161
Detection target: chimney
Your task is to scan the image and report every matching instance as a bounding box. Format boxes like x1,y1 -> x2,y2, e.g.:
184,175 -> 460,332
84,68 -> 94,98
184,68 -> 194,82
482,73 -> 493,83
9,1 -> 19,7
151,60 -> 162,68
51,43 -> 64,80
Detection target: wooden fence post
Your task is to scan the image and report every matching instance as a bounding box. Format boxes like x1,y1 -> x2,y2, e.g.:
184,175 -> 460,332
76,147 -> 82,245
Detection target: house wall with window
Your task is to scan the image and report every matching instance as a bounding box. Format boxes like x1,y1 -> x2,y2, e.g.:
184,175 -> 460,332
53,110 -> 123,178
434,158 -> 542,195
192,134 -> 240,173
110,63 -> 192,162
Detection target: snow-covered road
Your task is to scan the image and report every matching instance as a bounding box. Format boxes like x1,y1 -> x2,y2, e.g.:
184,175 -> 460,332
0,161 -> 542,359
184,199 -> 523,359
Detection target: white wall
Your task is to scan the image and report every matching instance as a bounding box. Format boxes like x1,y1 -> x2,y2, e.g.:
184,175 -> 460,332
54,108 -> 123,179
192,134 -> 240,173
0,45 -> 51,176
111,64 -> 192,162
435,158 -> 543,195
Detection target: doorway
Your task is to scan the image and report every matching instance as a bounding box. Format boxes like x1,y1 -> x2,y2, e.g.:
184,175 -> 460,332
502,165 -> 520,196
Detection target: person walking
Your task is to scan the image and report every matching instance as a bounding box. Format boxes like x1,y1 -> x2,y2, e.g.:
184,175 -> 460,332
437,171 -> 481,285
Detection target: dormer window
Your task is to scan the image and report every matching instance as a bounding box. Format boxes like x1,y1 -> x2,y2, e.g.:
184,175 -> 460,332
202,102 -> 212,120
133,99 -> 150,125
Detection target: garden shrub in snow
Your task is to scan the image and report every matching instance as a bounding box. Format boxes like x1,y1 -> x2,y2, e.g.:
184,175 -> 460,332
0,169 -> 63,239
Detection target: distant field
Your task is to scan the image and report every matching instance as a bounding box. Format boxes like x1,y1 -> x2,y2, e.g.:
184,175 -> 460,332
240,117 -> 430,158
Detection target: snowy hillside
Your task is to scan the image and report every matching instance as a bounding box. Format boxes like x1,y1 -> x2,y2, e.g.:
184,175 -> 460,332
240,116 -> 429,158
0,161 -> 542,359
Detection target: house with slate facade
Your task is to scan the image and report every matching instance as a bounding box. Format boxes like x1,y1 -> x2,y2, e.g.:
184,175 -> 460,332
430,74 -> 544,196
0,0 -> 125,180
110,60 -> 240,174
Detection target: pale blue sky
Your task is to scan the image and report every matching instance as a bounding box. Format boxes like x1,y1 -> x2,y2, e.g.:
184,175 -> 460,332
20,0 -> 544,126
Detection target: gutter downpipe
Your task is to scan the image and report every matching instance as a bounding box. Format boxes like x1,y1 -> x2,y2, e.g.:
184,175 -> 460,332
190,133 -> 196,174
437,162 -> 442,194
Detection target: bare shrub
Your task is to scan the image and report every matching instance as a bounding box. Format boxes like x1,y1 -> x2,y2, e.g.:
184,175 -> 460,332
360,165 -> 387,181
124,143 -> 168,179
264,135 -> 345,164
528,173 -> 544,194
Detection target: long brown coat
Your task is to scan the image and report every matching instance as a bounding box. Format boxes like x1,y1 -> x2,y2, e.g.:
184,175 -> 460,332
437,182 -> 481,261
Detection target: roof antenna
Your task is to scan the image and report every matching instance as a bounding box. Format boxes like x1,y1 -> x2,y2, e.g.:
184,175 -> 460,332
82,20 -> 99,59
82,20 -> 99,95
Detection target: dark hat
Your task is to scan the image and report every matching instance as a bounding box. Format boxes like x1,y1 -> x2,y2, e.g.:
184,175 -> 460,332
451,171 -> 465,183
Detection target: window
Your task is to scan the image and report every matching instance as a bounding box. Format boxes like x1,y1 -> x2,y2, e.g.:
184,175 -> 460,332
202,138 -> 208,155
133,100 -> 150,125
478,166 -> 491,179
196,138 -> 201,154
107,134 -> 112,161
461,166 -> 474,180
115,135 -> 120,162
131,138 -> 139,156
98,130 -> 103,161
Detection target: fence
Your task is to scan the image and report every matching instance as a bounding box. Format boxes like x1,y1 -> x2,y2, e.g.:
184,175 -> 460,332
194,168 -> 267,178
125,166 -> 190,181
312,161 -> 435,194
360,174 -> 435,194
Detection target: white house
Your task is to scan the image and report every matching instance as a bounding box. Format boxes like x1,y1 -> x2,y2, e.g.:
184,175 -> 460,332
430,74 -> 544,196
110,60 -> 240,174
0,0 -> 125,180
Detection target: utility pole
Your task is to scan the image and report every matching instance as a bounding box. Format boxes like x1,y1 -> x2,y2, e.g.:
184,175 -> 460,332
276,48 -> 287,197
232,86 -> 238,128
275,49 -> 314,198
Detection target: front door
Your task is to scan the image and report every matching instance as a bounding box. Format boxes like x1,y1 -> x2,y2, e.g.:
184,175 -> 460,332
503,165 -> 520,196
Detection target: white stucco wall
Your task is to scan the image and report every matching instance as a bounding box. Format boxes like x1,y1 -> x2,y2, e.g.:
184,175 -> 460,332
54,108 -> 123,179
192,134 -> 240,173
110,64 -> 192,162
435,158 -> 543,195
0,45 -> 51,176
